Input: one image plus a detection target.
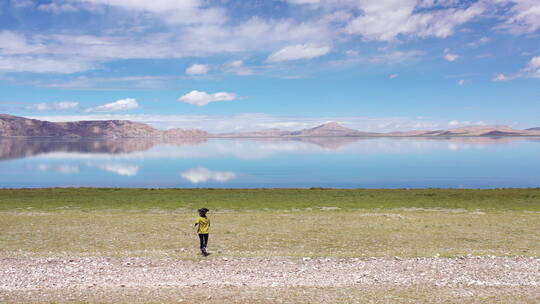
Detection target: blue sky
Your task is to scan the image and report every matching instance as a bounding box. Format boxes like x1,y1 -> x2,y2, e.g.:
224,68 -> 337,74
0,0 -> 539,132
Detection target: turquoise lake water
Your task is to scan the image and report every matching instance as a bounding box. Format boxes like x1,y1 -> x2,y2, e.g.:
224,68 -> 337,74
0,137 -> 539,188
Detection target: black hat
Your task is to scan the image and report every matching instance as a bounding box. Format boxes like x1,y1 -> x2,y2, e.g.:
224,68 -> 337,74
198,208 -> 209,213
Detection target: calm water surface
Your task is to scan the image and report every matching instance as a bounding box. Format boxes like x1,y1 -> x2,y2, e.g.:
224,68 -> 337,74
0,137 -> 539,188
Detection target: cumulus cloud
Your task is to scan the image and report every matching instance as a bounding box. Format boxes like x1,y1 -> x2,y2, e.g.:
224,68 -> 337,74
444,53 -> 459,62
185,63 -> 210,75
178,90 -> 239,106
180,167 -> 237,184
25,101 -> 80,111
85,98 -> 140,112
266,44 -> 331,62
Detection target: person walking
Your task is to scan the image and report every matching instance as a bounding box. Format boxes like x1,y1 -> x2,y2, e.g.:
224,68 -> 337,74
194,208 -> 210,256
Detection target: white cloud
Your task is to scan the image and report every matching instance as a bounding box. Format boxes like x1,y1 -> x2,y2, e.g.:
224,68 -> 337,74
345,50 -> 359,56
27,75 -> 172,90
492,55 -> 540,81
389,74 -> 399,79
0,31 -> 44,55
458,79 -> 466,85
68,0 -> 227,25
467,36 -> 490,47
493,73 -> 510,81
180,167 -> 237,184
0,55 -> 96,74
178,90 -> 239,106
523,56 -> 540,77
444,53 -> 459,62
448,120 -> 475,127
223,60 -> 254,75
185,64 -> 210,75
12,0 -> 34,8
0,15 -> 335,74
497,0 -> 540,34
345,0 -> 485,41
38,1 -> 79,13
85,98 -> 140,112
266,44 -> 331,62
287,0 -> 321,4
371,50 -> 423,64
25,101 -> 80,111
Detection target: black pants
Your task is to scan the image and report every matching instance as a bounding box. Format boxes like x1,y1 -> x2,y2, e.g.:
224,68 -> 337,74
198,234 -> 209,249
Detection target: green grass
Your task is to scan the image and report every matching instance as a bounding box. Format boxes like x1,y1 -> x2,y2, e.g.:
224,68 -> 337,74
1,210 -> 539,257
1,188 -> 540,211
1,188 -> 539,258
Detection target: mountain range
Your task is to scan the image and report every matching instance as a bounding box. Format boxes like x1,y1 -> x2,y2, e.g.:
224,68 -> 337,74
216,121 -> 540,137
0,114 -> 207,138
1,114 -> 539,138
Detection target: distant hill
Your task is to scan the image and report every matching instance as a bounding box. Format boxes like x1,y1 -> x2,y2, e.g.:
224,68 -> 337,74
0,114 -> 208,138
216,122 -> 540,138
215,122 -> 380,138
288,122 -> 379,137
526,127 -> 540,131
385,125 -> 540,137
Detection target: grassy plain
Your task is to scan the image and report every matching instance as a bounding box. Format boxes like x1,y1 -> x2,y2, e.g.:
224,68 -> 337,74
1,187 -> 540,211
0,188 -> 539,257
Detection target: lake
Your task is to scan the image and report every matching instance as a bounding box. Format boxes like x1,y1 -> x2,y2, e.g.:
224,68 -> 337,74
0,137 -> 539,188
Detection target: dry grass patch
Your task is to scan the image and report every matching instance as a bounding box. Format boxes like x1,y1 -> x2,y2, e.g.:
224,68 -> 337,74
1,210 -> 539,257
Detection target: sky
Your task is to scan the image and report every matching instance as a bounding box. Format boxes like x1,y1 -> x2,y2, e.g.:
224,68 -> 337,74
0,0 -> 539,132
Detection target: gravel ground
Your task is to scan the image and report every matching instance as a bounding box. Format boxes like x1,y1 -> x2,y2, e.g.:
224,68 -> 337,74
1,256 -> 539,303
